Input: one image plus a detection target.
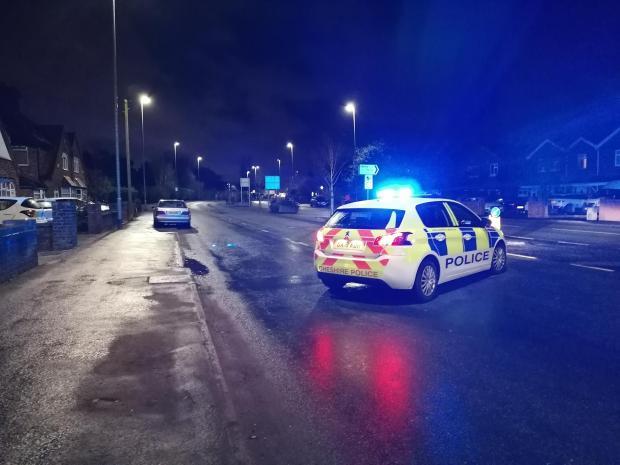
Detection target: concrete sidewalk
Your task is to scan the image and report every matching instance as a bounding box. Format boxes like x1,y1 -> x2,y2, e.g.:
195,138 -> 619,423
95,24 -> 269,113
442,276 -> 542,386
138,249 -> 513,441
0,215 -> 233,465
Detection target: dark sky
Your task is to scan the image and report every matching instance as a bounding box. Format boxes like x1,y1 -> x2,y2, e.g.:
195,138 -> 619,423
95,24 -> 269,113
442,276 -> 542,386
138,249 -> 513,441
2,0 -> 620,180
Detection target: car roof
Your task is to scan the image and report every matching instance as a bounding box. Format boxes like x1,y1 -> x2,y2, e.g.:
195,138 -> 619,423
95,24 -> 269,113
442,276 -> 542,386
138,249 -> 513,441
158,199 -> 185,202
0,197 -> 33,201
337,197 -> 455,210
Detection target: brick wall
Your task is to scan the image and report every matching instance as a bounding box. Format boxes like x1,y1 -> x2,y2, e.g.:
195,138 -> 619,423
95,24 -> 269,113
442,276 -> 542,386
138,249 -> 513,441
0,220 -> 38,283
37,221 -> 53,251
52,199 -> 77,250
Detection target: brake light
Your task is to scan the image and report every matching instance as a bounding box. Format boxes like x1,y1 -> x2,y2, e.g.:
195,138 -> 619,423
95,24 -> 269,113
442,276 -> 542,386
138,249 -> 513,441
20,209 -> 36,218
375,232 -> 413,246
316,229 -> 324,242
156,209 -> 166,215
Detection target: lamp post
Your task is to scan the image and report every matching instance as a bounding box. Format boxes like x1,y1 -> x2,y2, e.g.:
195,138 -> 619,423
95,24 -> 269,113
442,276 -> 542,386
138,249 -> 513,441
111,0 -> 122,226
286,142 -> 294,189
252,165 -> 260,207
123,99 -> 133,219
197,156 -> 203,177
173,141 -> 180,195
277,158 -> 281,178
139,94 -> 152,205
344,102 -> 357,151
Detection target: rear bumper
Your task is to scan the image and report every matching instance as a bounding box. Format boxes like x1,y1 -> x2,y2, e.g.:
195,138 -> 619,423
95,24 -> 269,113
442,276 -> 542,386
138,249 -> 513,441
154,215 -> 190,223
314,250 -> 418,290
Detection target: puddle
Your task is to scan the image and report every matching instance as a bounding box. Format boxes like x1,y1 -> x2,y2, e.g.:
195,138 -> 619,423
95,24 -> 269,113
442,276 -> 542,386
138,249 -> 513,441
183,257 -> 209,276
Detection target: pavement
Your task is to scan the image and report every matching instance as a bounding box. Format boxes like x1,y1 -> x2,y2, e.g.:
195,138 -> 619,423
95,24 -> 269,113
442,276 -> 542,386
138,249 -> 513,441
0,215 -> 239,465
1,203 -> 619,464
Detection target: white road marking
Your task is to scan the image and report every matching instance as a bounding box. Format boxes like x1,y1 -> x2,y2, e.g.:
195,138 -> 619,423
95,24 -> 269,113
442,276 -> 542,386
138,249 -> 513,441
507,235 -> 534,240
552,228 -> 620,236
557,240 -> 590,246
507,252 -> 538,260
506,240 -> 526,246
286,238 -> 311,247
570,263 -> 614,272
260,229 -> 270,233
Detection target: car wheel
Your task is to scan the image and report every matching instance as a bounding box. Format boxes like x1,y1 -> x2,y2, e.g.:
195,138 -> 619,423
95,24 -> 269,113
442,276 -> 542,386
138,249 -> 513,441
491,243 -> 507,274
412,258 -> 439,302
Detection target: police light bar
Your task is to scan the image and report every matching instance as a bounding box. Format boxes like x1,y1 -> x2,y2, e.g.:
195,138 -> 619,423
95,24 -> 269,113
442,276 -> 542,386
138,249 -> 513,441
377,186 -> 413,200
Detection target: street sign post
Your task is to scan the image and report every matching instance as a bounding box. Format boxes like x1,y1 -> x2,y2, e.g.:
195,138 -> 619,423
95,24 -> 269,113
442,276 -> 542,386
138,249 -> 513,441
359,164 -> 379,176
240,177 -> 250,206
364,174 -> 373,190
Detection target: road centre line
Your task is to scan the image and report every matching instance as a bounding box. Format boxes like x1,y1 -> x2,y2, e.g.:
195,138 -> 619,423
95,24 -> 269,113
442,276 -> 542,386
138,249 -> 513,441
286,238 -> 312,247
552,228 -> 620,236
507,235 -> 534,240
557,240 -> 590,246
570,263 -> 615,272
506,241 -> 526,246
260,229 -> 270,233
507,252 -> 538,260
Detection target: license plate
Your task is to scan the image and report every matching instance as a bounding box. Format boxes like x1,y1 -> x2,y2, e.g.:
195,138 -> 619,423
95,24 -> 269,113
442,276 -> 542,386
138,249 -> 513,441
333,239 -> 364,250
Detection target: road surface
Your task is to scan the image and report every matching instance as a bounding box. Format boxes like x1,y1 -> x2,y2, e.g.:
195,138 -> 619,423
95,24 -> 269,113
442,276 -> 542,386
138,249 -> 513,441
176,201 -> 620,465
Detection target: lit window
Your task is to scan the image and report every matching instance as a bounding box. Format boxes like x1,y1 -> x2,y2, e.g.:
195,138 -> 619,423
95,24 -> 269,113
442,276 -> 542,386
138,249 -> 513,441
61,153 -> 69,170
578,154 -> 588,170
489,162 -> 499,177
74,157 -> 80,173
615,149 -> 620,167
0,179 -> 16,196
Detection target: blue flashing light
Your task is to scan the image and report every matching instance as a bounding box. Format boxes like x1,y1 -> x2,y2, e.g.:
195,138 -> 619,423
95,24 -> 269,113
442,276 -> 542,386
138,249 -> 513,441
377,185 -> 415,200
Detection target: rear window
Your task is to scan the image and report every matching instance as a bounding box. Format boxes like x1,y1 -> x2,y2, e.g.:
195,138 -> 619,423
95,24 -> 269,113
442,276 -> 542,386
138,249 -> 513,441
21,199 -> 43,209
158,200 -> 186,208
38,201 -> 52,208
326,208 -> 405,229
416,202 -> 452,228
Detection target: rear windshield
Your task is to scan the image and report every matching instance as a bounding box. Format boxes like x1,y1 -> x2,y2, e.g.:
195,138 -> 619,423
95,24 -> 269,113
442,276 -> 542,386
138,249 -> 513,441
21,199 -> 43,209
158,200 -> 186,208
38,201 -> 52,208
326,208 -> 405,229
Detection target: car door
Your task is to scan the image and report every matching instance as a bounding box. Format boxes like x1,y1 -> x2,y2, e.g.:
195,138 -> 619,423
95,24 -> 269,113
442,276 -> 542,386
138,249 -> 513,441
0,199 -> 18,223
415,201 -> 463,280
445,201 -> 492,274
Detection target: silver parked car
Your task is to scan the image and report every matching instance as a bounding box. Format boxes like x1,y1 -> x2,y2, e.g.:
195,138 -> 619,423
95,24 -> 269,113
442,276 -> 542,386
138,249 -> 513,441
0,197 -> 52,224
153,199 -> 191,228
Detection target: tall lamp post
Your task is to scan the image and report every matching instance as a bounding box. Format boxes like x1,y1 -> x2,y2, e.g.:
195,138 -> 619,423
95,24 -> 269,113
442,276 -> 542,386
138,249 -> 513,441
344,102 -> 357,151
252,165 -> 260,207
197,156 -> 203,177
111,0 -> 122,226
286,142 -> 294,189
276,158 -> 281,178
173,141 -> 180,195
139,94 -> 152,205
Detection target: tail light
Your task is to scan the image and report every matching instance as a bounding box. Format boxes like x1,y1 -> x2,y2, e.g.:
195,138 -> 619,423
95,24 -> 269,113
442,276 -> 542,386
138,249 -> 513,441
375,232 -> 413,246
20,209 -> 36,218
316,229 -> 324,242
156,209 -> 166,215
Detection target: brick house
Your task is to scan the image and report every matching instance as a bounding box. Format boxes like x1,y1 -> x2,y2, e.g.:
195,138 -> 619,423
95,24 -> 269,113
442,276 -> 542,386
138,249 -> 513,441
0,123 -> 19,196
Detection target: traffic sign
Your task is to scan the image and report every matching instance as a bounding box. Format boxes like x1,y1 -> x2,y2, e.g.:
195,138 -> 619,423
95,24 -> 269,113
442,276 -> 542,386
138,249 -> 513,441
240,177 -> 250,188
265,176 -> 280,190
364,174 -> 373,190
359,164 -> 379,176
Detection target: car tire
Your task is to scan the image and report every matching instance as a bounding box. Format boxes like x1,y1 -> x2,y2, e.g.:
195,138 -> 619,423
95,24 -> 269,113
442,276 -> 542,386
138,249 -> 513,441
491,243 -> 507,274
319,274 -> 346,291
412,258 -> 439,302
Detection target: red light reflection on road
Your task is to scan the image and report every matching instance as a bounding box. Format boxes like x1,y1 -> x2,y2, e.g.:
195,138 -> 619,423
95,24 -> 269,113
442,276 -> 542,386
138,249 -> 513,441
308,325 -> 335,393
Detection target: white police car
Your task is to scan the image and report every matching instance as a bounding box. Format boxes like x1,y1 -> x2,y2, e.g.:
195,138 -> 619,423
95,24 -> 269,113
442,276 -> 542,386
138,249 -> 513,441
314,196 -> 506,301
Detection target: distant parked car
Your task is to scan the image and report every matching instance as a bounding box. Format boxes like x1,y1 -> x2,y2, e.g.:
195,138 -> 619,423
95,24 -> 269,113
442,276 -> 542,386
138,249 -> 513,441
310,195 -> 329,208
0,197 -> 51,224
269,198 -> 299,214
153,199 -> 191,228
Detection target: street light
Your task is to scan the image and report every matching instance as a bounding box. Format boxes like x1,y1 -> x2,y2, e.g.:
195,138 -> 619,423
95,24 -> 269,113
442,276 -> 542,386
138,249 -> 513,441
286,142 -> 294,188
276,158 -> 281,178
344,101 -> 357,151
251,165 -> 260,184
139,93 -> 152,205
173,141 -> 180,195
111,0 -> 122,226
197,156 -> 203,177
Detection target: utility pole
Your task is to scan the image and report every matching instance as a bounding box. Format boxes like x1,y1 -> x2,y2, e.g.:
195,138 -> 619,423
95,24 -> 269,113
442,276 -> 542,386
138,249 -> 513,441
123,99 -> 133,220
112,0 -> 122,226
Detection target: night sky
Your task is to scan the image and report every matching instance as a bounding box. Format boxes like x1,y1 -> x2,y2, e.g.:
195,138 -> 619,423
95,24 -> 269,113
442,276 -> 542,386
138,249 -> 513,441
1,0 -> 620,180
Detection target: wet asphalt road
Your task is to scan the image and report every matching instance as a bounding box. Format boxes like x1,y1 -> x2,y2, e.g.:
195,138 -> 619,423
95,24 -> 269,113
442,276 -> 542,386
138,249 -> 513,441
179,202 -> 620,465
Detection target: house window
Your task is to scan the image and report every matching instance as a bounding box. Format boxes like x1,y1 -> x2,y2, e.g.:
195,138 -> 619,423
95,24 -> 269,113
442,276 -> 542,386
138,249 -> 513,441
13,147 -> 29,166
74,157 -> 80,174
578,154 -> 588,170
33,189 -> 46,199
615,149 -> 620,167
550,159 -> 561,172
489,162 -> 499,177
0,179 -> 16,196
61,153 -> 69,170
53,189 -> 59,197
61,187 -> 71,197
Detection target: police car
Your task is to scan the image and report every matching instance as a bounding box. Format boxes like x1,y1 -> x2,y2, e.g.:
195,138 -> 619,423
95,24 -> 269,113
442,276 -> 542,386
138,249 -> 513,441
314,196 -> 506,301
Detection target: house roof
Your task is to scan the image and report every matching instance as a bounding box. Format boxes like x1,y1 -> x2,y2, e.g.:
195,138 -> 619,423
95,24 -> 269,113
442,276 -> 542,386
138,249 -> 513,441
526,139 -> 564,160
568,137 -> 597,149
596,126 -> 620,148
